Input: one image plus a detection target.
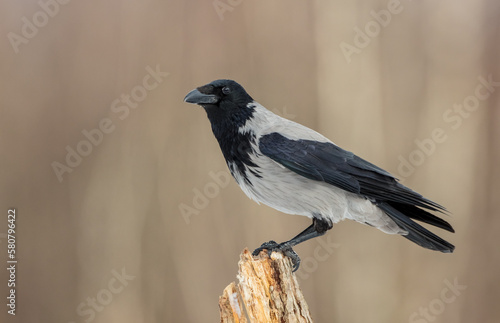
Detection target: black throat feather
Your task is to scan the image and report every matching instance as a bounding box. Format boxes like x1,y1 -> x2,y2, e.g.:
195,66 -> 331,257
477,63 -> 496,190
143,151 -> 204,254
205,103 -> 261,184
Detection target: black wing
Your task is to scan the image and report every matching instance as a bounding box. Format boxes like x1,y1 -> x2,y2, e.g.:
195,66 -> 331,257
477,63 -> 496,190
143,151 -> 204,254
259,132 -> 454,236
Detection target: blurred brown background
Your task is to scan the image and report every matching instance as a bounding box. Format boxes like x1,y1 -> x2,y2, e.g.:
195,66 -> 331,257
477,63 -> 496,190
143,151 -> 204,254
1,0 -> 499,322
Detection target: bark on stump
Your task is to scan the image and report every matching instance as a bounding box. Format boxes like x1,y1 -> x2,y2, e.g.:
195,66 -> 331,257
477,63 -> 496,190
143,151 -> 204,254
219,248 -> 313,323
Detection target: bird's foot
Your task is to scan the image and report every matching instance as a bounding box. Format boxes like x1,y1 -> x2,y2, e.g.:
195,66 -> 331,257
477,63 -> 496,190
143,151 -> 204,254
252,240 -> 301,272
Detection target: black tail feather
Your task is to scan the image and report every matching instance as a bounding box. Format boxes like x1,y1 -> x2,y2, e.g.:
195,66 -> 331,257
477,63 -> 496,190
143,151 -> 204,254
378,202 -> 455,253
388,202 -> 454,233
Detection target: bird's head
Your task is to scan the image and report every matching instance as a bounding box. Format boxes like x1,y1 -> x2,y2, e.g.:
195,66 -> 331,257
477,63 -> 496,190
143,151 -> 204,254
184,79 -> 255,126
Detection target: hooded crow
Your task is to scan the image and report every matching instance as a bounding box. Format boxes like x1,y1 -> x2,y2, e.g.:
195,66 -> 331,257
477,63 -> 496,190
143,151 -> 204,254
184,79 -> 454,271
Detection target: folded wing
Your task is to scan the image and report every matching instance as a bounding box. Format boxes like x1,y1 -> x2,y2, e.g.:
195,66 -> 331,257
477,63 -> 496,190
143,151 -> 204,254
258,132 -> 454,252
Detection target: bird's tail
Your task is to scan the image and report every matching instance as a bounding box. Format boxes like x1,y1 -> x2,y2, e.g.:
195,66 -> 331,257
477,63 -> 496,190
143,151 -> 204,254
378,202 -> 455,253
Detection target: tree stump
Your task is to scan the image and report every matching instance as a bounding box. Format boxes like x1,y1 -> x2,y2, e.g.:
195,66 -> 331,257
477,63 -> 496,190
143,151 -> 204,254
219,248 -> 313,323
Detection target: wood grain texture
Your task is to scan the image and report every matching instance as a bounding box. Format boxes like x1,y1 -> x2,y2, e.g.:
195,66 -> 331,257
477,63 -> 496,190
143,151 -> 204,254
220,249 -> 313,323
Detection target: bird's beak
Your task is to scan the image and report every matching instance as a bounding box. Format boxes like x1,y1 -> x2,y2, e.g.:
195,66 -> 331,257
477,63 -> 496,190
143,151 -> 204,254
184,89 -> 218,105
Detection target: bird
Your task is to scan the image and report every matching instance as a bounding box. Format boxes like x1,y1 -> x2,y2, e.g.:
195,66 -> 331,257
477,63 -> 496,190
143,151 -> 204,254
184,79 -> 455,271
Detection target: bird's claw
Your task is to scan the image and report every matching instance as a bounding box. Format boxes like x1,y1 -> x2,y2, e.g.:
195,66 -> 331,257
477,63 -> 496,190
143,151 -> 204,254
252,240 -> 301,272
252,240 -> 279,257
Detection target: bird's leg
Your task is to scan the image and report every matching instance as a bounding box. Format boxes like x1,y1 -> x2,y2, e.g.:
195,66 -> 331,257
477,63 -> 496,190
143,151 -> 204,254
252,217 -> 333,272
287,217 -> 332,246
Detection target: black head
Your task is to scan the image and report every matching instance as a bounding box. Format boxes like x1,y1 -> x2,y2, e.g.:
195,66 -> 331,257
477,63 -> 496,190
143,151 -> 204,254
184,80 -> 259,179
184,79 -> 255,127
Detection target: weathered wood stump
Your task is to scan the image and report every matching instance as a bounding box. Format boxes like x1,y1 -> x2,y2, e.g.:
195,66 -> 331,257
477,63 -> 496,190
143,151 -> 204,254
219,248 -> 313,323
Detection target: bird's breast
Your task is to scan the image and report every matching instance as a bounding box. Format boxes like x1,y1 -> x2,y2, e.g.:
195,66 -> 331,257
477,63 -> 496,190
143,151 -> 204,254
227,152 -> 351,221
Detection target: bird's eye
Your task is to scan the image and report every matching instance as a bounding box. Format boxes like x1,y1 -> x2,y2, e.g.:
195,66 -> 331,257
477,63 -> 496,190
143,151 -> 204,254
222,87 -> 231,95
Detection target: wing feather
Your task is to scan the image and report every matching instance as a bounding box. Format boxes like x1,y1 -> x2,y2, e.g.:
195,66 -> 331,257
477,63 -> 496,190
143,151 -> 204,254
258,133 -> 449,214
